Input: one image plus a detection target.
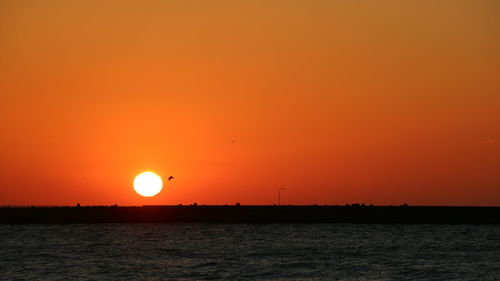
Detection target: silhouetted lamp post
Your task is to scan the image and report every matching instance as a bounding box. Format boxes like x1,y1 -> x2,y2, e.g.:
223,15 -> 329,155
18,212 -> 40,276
278,188 -> 286,205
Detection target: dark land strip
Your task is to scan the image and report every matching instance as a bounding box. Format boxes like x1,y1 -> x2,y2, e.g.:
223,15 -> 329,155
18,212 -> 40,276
1,205 -> 499,224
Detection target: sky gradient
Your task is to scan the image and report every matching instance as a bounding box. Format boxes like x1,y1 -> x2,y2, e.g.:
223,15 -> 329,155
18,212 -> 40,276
1,0 -> 499,206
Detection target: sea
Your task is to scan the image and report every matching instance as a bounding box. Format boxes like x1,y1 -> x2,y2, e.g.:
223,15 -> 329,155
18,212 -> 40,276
1,224 -> 499,280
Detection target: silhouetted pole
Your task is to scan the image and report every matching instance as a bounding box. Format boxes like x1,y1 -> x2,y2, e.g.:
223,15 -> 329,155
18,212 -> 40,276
278,188 -> 286,205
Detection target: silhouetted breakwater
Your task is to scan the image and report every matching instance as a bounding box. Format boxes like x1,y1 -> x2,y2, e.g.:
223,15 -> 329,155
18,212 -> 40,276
1,205 -> 499,224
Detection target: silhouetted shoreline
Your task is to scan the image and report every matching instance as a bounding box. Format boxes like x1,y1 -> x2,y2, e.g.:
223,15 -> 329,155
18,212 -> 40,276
1,205 -> 499,224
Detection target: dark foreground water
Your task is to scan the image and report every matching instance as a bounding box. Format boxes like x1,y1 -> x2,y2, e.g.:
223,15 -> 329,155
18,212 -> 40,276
1,224 -> 499,280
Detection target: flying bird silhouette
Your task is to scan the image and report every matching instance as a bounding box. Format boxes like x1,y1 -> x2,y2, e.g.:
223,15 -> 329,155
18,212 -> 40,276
168,176 -> 175,181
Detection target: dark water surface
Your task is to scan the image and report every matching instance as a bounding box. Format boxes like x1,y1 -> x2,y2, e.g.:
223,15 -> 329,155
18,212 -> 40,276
1,224 -> 499,280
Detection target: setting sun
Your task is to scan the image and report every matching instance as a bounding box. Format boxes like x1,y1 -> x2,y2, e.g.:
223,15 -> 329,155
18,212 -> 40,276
133,172 -> 163,197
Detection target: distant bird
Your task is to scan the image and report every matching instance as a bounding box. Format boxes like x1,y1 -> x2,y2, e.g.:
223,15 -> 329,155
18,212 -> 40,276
168,176 -> 175,181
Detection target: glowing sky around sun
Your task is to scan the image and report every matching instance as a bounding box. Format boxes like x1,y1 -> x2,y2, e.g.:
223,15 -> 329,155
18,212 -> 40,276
0,0 -> 499,206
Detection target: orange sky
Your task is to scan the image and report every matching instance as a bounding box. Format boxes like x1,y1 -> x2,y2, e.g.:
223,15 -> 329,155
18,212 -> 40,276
1,0 -> 499,206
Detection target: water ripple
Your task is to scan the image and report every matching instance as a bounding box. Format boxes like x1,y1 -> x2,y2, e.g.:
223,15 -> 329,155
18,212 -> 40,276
0,224 -> 499,280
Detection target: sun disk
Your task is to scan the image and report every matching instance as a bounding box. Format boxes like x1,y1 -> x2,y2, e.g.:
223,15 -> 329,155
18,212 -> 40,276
133,172 -> 163,197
